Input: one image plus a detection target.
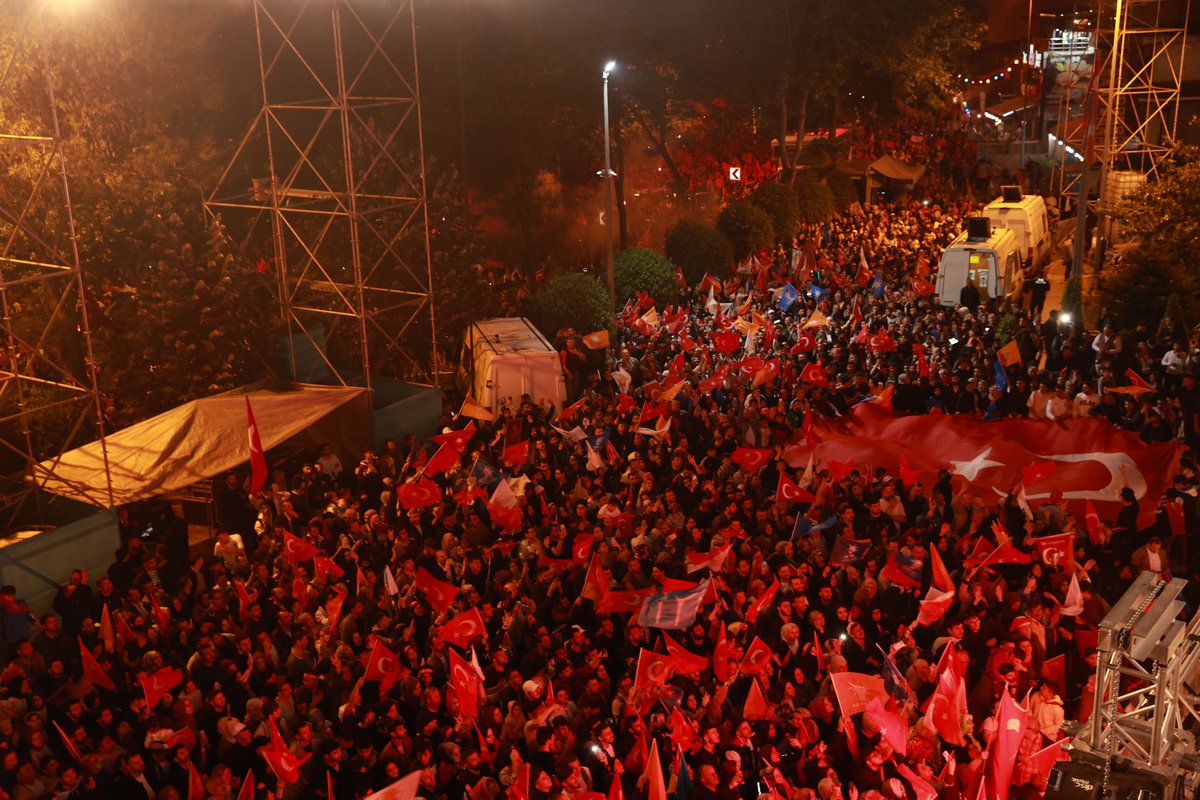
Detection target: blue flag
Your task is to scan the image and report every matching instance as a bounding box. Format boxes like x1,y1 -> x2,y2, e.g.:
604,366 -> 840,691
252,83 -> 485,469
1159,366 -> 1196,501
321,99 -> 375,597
677,752 -> 693,800
830,534 -> 871,565
877,643 -> 911,702
791,514 -> 812,541
779,282 -> 800,312
994,357 -> 1009,392
470,456 -> 502,488
870,274 -> 887,299
809,283 -> 830,302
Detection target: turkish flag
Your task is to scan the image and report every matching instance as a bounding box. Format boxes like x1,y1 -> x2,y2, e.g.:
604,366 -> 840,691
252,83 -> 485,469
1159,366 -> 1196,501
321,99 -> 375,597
684,544 -> 732,574
245,397 -> 268,496
53,721 -> 84,765
1030,532 -> 1075,569
776,473 -> 814,504
744,578 -> 780,623
645,740 -> 668,800
431,422 -> 476,451
312,555 -> 344,581
791,331 -> 817,354
595,587 -> 654,615
739,636 -> 773,675
899,455 -> 922,486
424,443 -> 461,477
865,697 -> 908,755
1027,738 -> 1070,786
485,500 -> 523,530
571,533 -> 595,563
743,678 -> 769,720
141,666 -> 183,710
364,639 -> 402,688
668,707 -> 700,750
501,440 -> 530,468
282,532 -> 319,563
781,404 -> 1183,529
662,632 -> 708,674
437,608 -> 487,648
912,341 -> 930,378
800,362 -> 830,388
634,648 -> 675,691
78,637 -> 115,691
930,547 -> 956,594
912,277 -> 936,296
414,568 -> 459,613
448,649 -> 480,719
829,671 -> 888,716
915,587 -> 956,627
731,447 -> 772,472
733,356 -> 765,377
927,668 -> 967,745
869,331 -> 897,352
396,478 -> 442,510
713,331 -> 741,353
187,763 -> 206,800
985,690 -> 1028,800
453,488 -> 487,506
263,746 -> 310,785
803,410 -> 822,448
639,401 -> 668,423
581,555 -> 611,602
1166,499 -> 1185,537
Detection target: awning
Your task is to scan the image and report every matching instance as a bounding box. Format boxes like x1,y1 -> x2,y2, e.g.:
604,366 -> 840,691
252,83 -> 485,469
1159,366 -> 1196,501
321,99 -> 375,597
867,156 -> 927,183
32,384 -> 370,507
986,96 -> 1035,119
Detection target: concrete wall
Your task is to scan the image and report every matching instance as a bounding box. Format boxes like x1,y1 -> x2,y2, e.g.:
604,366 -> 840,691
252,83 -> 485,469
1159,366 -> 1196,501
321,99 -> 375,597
0,509 -> 121,614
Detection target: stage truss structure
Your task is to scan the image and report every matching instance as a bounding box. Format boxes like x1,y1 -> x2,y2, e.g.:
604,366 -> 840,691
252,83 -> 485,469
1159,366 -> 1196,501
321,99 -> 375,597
206,0 -> 437,391
0,8 -> 112,527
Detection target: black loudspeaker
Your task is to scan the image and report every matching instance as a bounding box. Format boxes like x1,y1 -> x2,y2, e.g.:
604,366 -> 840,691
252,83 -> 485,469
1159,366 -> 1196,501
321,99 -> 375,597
1046,761 -> 1102,800
1002,184 -> 1023,203
966,217 -> 991,241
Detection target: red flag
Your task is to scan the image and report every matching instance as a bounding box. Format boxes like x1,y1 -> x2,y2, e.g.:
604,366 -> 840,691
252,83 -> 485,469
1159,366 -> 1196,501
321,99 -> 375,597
245,396 -> 268,496
1085,499 -> 1104,544
899,456 -> 922,486
634,648 -> 675,691
188,763 -> 206,800
829,671 -> 889,716
581,555 -> 611,602
713,331 -> 741,353
364,639 -> 402,691
791,330 -> 817,354
912,341 -> 930,378
424,443 -> 461,477
800,361 -> 830,388
803,410 -> 822,448
828,457 -> 857,482
684,544 -> 732,574
431,422 -> 475,451
912,277 -> 936,296
930,546 -> 955,594
78,637 -> 115,691
437,608 -> 487,648
282,532 -> 319,563
645,740 -> 668,800
140,666 -> 183,710
54,721 -> 84,764
865,697 -> 908,755
236,771 -> 255,800
99,604 -> 114,653
1030,533 -> 1076,569
595,587 -> 654,615
667,706 -> 701,751
662,632 -> 708,674
639,401 -> 669,424
738,636 -> 773,675
850,297 -> 863,328
812,631 -> 826,673
1041,654 -> 1066,692
414,568 -> 458,613
731,446 -> 773,472
744,579 -> 779,623
616,393 -> 637,414
1028,738 -> 1071,786
985,690 -> 1028,800
743,678 -> 769,720
713,622 -> 735,682
1166,499 -> 1185,537
448,649 -> 480,720
776,473 -> 814,504
501,440 -> 530,468
915,587 -> 956,627
395,478 -> 442,510
1124,367 -> 1151,390
263,747 -> 310,785
312,555 -> 344,581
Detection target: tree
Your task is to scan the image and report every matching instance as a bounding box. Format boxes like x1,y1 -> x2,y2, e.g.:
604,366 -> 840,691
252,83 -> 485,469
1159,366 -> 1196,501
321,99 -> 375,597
613,248 -> 678,306
527,273 -> 612,339
1099,244 -> 1200,336
717,202 -> 774,261
1112,147 -> 1200,268
665,222 -> 734,285
793,174 -> 837,224
751,183 -> 800,243
826,171 -> 859,210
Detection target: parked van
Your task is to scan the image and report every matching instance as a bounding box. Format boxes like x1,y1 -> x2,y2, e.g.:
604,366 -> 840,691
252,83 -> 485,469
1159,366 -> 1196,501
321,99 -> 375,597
936,220 -> 1023,307
460,317 -> 567,411
982,187 -> 1051,268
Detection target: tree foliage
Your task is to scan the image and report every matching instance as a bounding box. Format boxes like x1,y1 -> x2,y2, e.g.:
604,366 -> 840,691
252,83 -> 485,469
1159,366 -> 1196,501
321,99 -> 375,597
751,183 -> 800,243
1099,244 -> 1200,336
1112,147 -> 1200,268
825,171 -> 859,210
664,221 -> 734,285
717,202 -> 774,261
793,173 -> 837,224
527,273 -> 612,338
613,248 -> 678,306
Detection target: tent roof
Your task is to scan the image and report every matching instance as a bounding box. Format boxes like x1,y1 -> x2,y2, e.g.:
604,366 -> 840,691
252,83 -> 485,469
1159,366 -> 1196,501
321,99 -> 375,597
33,384 -> 369,508
868,155 -> 927,182
986,96 -> 1035,118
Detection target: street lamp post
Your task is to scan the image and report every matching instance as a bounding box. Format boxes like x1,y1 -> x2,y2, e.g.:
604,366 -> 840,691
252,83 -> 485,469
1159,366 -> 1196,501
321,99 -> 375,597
602,60 -> 616,318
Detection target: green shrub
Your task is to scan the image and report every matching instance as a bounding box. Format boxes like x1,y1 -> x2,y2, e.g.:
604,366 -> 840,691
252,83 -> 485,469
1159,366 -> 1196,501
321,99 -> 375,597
1099,244 -> 1200,334
750,182 -> 800,243
613,247 -> 678,306
793,172 -> 837,224
664,221 -> 734,286
527,272 -> 612,336
717,201 -> 774,261
826,171 -> 858,210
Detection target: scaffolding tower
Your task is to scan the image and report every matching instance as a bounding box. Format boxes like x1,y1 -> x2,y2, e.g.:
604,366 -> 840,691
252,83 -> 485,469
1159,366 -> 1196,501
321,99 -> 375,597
206,0 -> 437,391
0,9 -> 112,528
1069,571 -> 1200,798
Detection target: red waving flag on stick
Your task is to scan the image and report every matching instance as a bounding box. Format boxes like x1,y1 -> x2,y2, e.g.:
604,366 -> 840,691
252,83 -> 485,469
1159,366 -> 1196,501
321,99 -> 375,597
282,532 -> 319,563
830,671 -> 889,716
141,666 -> 183,710
738,636 -> 773,675
448,649 -> 481,720
437,608 -> 487,648
414,568 -> 459,613
78,637 -> 116,691
245,396 -> 268,496
985,690 -> 1029,800
662,632 -> 708,674
731,447 -> 773,472
776,473 -> 814,504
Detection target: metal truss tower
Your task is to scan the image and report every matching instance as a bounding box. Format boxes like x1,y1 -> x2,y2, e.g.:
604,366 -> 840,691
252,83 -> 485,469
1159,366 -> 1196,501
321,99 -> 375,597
1096,0 -> 1189,185
0,9 -> 112,526
1071,571 -> 1200,796
206,0 -> 437,391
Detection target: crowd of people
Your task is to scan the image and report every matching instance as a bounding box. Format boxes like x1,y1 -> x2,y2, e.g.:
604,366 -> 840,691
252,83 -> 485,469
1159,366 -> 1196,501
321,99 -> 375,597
0,183 -> 1197,800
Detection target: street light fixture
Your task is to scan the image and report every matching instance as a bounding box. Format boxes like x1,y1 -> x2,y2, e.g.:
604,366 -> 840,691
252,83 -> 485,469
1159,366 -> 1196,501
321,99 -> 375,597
602,60 -> 617,318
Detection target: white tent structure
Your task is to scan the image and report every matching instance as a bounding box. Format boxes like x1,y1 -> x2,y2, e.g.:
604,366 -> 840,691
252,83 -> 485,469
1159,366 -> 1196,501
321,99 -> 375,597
31,384 -> 370,508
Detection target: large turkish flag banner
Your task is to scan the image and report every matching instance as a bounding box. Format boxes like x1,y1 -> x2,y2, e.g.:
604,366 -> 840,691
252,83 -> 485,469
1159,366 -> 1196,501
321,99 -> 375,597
784,404 -> 1181,529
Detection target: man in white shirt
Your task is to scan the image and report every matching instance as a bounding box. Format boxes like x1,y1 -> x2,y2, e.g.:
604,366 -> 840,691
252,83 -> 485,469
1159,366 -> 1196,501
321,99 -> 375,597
1027,380 -> 1052,419
1073,382 -> 1100,417
1045,385 -> 1072,419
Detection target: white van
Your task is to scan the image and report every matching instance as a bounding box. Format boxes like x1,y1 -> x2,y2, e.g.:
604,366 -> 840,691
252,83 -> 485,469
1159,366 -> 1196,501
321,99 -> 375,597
982,188 -> 1051,268
460,317 -> 567,411
936,222 -> 1023,308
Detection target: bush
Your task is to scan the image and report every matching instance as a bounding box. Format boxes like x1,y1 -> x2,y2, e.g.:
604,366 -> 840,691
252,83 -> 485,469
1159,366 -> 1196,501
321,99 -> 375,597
664,221 -> 734,286
826,171 -> 859,211
1099,244 -> 1200,334
717,201 -> 774,261
793,172 -> 837,224
527,272 -> 612,336
613,247 -> 678,306
750,182 -> 800,243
